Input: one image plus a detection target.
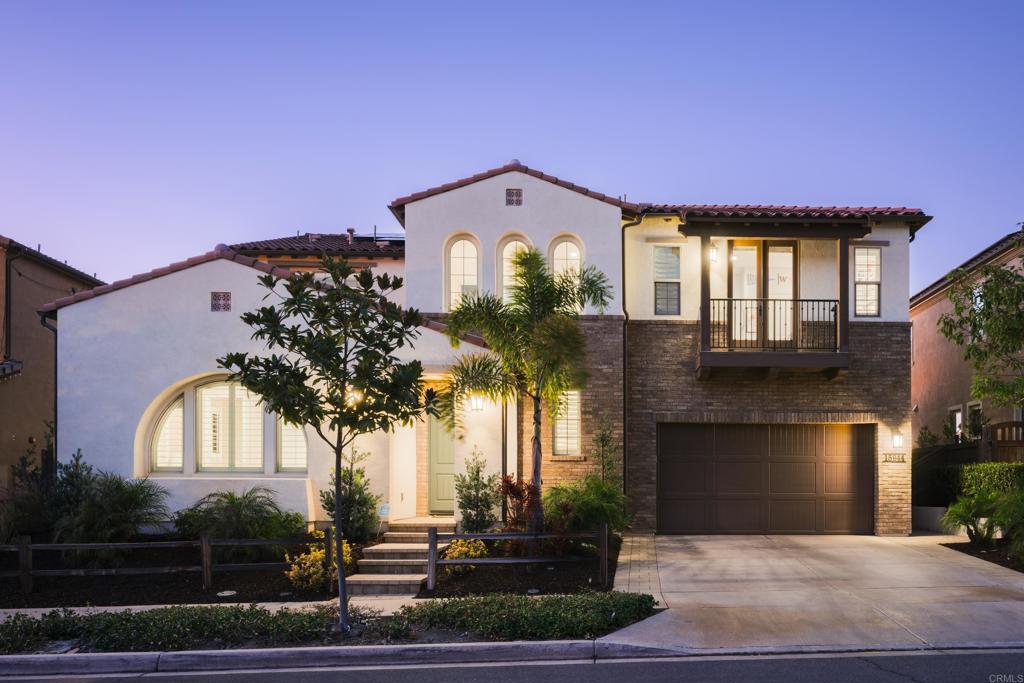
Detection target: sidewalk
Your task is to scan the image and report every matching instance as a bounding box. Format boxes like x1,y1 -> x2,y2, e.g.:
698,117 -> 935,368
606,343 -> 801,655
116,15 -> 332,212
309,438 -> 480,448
612,533 -> 665,606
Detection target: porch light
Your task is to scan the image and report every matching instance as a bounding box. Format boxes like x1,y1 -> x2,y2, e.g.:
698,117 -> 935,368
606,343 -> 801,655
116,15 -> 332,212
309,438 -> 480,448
892,432 -> 905,448
469,395 -> 485,411
709,245 -> 718,263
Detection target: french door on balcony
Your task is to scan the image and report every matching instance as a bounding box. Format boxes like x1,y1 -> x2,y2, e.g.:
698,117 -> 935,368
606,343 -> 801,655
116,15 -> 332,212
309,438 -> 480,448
727,240 -> 798,348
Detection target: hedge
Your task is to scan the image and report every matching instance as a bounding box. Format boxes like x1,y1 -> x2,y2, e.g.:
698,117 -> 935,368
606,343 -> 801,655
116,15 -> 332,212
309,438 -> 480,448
933,462 -> 1024,504
0,592 -> 658,654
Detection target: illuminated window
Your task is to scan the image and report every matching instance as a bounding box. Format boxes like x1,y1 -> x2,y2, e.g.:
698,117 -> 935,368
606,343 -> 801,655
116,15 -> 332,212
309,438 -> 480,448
554,391 -> 581,456
654,246 -> 681,315
197,381 -> 264,471
152,396 -> 184,471
500,239 -> 529,303
447,238 -> 478,310
278,420 -> 308,472
551,239 -> 582,277
854,247 -> 881,316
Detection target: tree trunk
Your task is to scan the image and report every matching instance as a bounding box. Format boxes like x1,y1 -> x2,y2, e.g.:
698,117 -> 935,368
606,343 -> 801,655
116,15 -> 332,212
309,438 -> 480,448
333,444 -> 350,631
529,394 -> 544,534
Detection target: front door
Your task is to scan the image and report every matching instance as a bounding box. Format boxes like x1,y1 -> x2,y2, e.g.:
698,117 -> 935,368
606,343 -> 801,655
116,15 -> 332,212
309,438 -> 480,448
428,414 -> 455,514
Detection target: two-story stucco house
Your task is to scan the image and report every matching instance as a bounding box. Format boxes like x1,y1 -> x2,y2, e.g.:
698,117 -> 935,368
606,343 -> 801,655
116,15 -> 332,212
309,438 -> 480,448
42,160 -> 929,536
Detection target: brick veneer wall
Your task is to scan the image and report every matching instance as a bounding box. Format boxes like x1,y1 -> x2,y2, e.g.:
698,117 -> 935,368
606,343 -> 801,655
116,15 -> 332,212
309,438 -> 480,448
625,320 -> 912,535
518,316 -> 625,489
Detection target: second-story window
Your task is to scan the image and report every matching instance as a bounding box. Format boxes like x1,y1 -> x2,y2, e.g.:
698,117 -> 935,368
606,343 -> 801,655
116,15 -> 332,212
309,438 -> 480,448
854,247 -> 881,316
448,238 -> 479,311
501,239 -> 529,303
654,246 -> 681,315
551,239 -> 582,277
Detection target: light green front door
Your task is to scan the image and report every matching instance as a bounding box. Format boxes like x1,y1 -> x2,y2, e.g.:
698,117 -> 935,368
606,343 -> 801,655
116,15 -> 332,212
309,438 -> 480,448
428,415 -> 455,514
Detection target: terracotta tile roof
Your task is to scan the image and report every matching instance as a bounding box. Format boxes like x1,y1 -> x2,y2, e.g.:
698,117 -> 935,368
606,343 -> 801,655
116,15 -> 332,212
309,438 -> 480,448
0,235 -> 104,287
232,232 -> 405,257
640,204 -> 930,222
388,160 -> 640,224
910,229 -> 1024,308
39,244 -> 294,313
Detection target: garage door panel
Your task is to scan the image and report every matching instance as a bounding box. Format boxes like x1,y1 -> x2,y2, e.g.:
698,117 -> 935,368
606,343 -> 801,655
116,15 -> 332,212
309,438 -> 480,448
658,499 -> 706,532
715,461 -> 762,494
659,460 -> 708,495
715,500 -> 761,532
770,461 -> 816,495
657,423 -> 875,534
714,424 -> 769,457
770,424 -> 821,458
769,500 -> 817,532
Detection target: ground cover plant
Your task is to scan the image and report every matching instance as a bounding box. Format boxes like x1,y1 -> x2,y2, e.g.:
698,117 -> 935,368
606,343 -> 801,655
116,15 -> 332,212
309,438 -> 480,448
0,592 -> 657,654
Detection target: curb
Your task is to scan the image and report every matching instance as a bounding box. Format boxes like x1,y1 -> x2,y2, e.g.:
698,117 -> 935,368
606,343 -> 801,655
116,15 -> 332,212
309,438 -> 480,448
5,639 -> 1024,677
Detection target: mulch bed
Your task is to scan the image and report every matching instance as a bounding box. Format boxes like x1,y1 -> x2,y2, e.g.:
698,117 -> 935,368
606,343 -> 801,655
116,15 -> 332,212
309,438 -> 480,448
942,539 -> 1024,573
418,538 -> 620,598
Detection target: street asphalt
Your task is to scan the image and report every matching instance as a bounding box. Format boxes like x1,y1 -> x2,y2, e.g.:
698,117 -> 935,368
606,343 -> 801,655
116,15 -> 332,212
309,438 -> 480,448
7,649 -> 1024,683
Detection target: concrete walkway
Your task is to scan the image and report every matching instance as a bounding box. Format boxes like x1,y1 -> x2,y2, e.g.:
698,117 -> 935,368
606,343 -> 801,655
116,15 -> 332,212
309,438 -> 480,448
603,533 -> 1024,654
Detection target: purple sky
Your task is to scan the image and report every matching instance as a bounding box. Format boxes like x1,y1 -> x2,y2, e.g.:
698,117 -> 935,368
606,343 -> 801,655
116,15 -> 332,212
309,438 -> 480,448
1,1 -> 1021,293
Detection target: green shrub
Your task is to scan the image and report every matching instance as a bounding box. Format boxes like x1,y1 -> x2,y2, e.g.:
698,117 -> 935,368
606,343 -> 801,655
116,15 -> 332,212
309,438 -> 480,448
56,473 -> 169,543
1,448 -> 98,542
590,417 -> 622,486
174,487 -> 305,562
454,449 -> 500,533
994,491 -> 1024,560
543,474 -> 629,533
916,426 -> 940,449
499,475 -> 535,532
400,592 -> 656,640
941,493 -> 999,545
284,529 -> 354,592
959,462 -> 1024,497
319,449 -> 382,544
442,538 -> 487,575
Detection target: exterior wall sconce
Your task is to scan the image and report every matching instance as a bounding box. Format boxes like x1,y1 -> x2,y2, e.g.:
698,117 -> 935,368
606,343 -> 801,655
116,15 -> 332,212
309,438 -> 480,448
892,432 -> 905,448
469,395 -> 485,411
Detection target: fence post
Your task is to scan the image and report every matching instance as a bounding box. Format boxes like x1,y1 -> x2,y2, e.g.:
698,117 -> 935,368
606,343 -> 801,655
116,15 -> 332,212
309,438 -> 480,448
17,536 -> 32,594
200,533 -> 213,591
427,527 -> 437,591
599,524 -> 609,588
323,526 -> 334,574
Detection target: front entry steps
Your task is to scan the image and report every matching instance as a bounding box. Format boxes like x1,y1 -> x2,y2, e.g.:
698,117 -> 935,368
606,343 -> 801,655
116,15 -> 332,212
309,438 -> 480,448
348,517 -> 454,596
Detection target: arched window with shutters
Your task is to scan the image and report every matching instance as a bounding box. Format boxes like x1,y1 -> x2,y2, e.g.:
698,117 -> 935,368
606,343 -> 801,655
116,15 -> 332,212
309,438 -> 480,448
151,396 -> 184,471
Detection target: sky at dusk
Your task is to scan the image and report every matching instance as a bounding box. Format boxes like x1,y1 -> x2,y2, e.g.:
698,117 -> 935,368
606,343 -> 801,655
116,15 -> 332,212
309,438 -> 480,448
1,1 -> 1021,292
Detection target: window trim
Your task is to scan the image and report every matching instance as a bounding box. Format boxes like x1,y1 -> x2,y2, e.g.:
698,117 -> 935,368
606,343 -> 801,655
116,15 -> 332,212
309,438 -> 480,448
195,380 -> 265,473
443,233 -> 481,312
150,395 -> 185,472
496,234 -> 533,303
854,247 -> 882,318
276,418 -> 309,473
548,234 -> 585,277
653,244 -> 682,316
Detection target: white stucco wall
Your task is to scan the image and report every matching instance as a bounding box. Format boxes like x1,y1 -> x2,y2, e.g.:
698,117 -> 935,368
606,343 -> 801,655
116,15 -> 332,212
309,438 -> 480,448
55,257 -> 504,522
622,217 -> 912,322
401,170 -> 624,315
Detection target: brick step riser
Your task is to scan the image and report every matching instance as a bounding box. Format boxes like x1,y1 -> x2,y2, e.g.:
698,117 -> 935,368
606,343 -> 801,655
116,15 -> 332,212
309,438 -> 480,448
382,532 -> 430,543
362,550 -> 432,561
356,561 -> 427,574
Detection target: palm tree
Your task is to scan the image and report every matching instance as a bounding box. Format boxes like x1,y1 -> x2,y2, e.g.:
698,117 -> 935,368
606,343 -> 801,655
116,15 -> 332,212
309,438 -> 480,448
438,249 -> 612,532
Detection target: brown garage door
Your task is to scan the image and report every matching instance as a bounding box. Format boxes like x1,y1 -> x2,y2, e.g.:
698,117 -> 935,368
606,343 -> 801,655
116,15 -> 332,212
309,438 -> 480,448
657,423 -> 874,534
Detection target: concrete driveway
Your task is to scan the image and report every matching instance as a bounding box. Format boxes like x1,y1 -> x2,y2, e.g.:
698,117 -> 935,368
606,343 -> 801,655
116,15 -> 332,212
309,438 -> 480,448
604,534 -> 1024,655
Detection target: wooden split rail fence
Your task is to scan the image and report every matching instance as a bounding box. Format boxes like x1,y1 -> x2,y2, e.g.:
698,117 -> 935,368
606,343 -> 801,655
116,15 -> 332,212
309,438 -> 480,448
0,529 -> 334,594
425,524 -> 609,591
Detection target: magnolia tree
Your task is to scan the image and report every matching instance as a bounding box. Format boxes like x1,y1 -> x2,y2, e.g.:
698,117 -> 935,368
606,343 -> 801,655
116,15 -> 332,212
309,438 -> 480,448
939,236 -> 1024,410
436,249 -> 611,533
220,257 -> 431,631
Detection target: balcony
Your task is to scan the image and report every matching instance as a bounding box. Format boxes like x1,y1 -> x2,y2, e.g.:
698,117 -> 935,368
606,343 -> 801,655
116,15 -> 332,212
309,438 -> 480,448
708,298 -> 839,351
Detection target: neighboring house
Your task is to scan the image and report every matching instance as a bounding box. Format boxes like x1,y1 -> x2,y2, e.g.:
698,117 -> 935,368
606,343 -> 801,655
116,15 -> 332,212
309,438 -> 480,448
42,161 -> 928,535
0,236 -> 103,491
910,229 -> 1024,446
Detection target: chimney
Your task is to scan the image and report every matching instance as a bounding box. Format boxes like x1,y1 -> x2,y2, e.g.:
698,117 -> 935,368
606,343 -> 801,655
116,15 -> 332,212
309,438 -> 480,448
346,228 -> 355,245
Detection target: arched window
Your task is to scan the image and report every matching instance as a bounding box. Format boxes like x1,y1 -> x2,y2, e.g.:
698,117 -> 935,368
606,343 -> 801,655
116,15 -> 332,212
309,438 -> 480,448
447,237 -> 479,311
499,238 -> 529,303
551,238 -> 583,277
278,420 -> 308,472
152,396 -> 184,471
197,381 -> 264,471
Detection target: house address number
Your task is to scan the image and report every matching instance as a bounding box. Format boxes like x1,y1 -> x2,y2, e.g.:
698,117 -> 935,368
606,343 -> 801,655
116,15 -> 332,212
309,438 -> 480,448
882,453 -> 906,463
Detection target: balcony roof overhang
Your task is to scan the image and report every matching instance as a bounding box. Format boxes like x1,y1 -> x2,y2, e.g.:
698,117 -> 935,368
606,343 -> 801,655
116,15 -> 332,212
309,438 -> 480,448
697,350 -> 850,380
680,218 -> 871,240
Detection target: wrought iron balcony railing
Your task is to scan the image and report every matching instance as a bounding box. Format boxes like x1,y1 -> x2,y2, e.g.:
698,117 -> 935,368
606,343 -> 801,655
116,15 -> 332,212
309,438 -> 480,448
708,298 -> 839,351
